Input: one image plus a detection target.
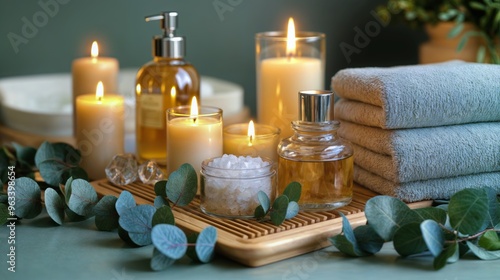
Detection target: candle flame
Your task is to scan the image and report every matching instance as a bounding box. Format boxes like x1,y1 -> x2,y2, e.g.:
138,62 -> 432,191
190,96 -> 198,123
286,18 -> 296,57
135,84 -> 141,94
247,120 -> 255,146
96,81 -> 103,102
91,41 -> 99,58
170,86 -> 176,98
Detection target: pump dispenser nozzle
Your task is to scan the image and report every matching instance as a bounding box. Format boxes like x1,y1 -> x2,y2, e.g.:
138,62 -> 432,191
145,11 -> 185,58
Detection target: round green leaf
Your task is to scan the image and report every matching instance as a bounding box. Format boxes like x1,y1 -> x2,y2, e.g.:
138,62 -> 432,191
166,163 -> 197,206
152,205 -> 175,226
285,201 -> 299,220
365,195 -> 420,241
151,224 -> 187,259
329,212 -> 369,257
393,222 -> 428,257
186,233 -> 199,261
467,241 -> 500,260
353,225 -> 384,254
93,195 -> 119,231
270,195 -> 289,226
65,205 -> 88,222
66,167 -> 88,182
257,191 -> 270,213
478,231 -> 500,251
116,190 -> 136,216
67,179 -> 98,217
13,142 -> 36,167
118,225 -> 140,247
283,181 -> 301,202
35,141 -> 81,167
254,205 -> 266,219
154,196 -> 169,209
14,177 -> 42,218
154,180 -> 167,196
119,205 -> 156,246
44,188 -> 65,225
485,187 -> 500,228
38,160 -> 68,187
434,243 -> 459,270
413,207 -> 447,224
421,219 -> 445,257
196,226 -> 217,263
449,188 -> 489,235
151,247 -> 176,271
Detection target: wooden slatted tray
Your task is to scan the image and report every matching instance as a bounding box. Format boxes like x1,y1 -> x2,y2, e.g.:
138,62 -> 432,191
92,179 -> 431,267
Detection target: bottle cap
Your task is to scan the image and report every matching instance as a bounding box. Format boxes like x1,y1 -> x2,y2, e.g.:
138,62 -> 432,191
298,90 -> 334,122
145,11 -> 185,58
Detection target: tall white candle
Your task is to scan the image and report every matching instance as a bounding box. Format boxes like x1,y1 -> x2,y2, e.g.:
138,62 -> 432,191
76,82 -> 124,180
167,98 -> 223,179
257,18 -> 324,138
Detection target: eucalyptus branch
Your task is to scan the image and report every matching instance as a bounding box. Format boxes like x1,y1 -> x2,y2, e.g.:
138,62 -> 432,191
445,228 -> 500,244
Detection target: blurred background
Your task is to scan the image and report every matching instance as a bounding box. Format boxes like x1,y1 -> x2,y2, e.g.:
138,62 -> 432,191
0,0 -> 425,116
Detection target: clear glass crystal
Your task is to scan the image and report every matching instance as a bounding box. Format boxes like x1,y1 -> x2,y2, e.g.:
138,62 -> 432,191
105,154 -> 138,186
138,160 -> 164,185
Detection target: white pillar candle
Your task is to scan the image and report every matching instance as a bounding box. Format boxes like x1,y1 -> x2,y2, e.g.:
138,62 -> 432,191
223,120 -> 280,163
72,41 -> 119,134
76,82 -> 124,180
167,97 -> 223,179
257,18 -> 325,138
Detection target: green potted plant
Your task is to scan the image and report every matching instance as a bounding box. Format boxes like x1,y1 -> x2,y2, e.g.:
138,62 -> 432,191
377,0 -> 500,64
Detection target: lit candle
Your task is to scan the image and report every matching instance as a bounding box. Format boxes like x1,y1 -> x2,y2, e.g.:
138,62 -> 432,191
72,41 -> 119,134
257,18 -> 325,138
167,97 -> 223,179
76,82 -> 124,180
223,120 -> 280,163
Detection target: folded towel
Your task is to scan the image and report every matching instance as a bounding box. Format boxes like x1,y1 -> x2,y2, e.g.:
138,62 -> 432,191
331,61 -> 500,129
337,119 -> 500,182
354,165 -> 500,202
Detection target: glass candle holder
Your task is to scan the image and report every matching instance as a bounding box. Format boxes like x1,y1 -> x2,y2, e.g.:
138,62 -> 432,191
166,105 -> 223,179
223,122 -> 281,163
256,30 -> 325,139
200,155 -> 277,219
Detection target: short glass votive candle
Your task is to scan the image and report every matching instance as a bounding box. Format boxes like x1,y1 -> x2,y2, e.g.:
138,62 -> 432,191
166,105 -> 223,178
256,28 -> 325,138
200,155 -> 276,219
223,122 -> 280,163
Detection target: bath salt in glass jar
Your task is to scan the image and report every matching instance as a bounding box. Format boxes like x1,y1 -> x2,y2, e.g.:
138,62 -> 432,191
200,154 -> 276,219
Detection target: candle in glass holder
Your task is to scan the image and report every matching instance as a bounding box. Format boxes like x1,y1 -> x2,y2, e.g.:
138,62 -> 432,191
75,82 -> 124,180
223,120 -> 280,163
166,97 -> 223,179
256,18 -> 325,138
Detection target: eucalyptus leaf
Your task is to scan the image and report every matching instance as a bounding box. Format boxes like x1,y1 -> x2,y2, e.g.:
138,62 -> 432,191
66,167 -> 88,182
254,205 -> 266,219
467,241 -> 500,260
63,177 -> 74,204
478,231 -> 500,251
448,188 -> 488,235
118,225 -> 140,247
329,213 -> 369,257
353,225 -> 384,254
44,188 -> 65,225
270,195 -> 289,226
196,226 -> 217,263
93,195 -> 119,231
0,204 -> 9,225
116,190 -> 136,216
151,224 -> 187,259
12,142 -> 36,167
186,233 -> 199,261
365,196 -> 420,241
393,222 -> 428,257
151,247 -> 176,271
434,243 -> 458,270
257,191 -> 270,213
485,187 -> 500,228
119,205 -> 156,246
64,205 -> 88,222
38,160 -> 68,187
283,181 -> 301,202
154,196 -> 169,209
414,207 -> 447,224
152,205 -> 175,226
166,163 -> 197,207
35,141 -> 81,167
14,177 -> 42,218
154,180 -> 167,196
285,201 -> 299,220
67,179 -> 98,217
421,219 -> 445,257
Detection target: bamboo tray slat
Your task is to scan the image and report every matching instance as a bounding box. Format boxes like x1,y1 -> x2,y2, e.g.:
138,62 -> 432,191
92,179 -> 431,267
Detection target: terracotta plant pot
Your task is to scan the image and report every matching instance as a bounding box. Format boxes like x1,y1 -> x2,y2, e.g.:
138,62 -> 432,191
419,22 -> 482,64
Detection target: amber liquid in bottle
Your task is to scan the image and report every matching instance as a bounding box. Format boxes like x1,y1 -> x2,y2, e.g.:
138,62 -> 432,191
136,57 -> 199,164
278,156 -> 354,210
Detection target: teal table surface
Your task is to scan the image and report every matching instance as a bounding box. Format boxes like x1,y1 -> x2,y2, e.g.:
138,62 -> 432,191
1,210 -> 499,280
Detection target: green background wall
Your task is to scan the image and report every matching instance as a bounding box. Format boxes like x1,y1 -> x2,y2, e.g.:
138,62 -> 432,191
0,0 -> 425,116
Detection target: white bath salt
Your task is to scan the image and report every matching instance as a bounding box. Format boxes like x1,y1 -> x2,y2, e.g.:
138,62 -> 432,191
202,154 -> 275,217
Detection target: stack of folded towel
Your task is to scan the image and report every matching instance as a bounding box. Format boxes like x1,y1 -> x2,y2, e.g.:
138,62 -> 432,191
331,61 -> 500,202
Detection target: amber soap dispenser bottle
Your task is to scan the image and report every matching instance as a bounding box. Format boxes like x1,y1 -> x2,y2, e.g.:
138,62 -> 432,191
136,11 -> 200,165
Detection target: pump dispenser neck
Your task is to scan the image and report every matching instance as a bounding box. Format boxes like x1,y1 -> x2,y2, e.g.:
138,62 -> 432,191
145,11 -> 185,58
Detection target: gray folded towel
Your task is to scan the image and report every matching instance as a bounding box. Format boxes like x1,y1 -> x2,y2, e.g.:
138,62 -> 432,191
354,165 -> 500,202
332,61 -> 500,129
337,119 -> 500,182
